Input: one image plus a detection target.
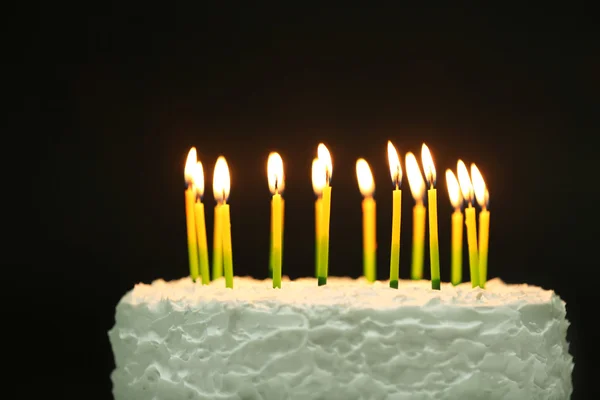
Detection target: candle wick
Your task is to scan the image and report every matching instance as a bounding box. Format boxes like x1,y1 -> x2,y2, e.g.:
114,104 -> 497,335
395,181 -> 399,190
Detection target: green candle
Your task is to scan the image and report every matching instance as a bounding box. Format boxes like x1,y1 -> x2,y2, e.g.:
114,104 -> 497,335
457,160 -> 479,288
387,141 -> 402,289
422,144 -> 440,290
405,152 -> 426,280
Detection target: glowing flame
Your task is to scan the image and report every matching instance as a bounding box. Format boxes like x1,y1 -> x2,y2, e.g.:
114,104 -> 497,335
445,169 -> 462,209
471,163 -> 488,208
356,158 -> 375,197
311,158 -> 326,196
387,141 -> 402,187
192,161 -> 204,198
317,143 -> 332,183
267,152 -> 285,194
213,156 -> 230,203
184,147 -> 197,185
421,143 -> 436,187
405,152 -> 425,202
456,159 -> 473,204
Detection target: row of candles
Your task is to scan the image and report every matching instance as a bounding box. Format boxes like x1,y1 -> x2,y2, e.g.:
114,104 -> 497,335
184,142 -> 490,290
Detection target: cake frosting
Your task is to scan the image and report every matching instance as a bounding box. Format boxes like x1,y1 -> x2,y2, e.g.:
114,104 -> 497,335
108,277 -> 573,399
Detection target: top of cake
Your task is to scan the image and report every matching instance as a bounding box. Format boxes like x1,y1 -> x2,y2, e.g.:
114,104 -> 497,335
121,276 -> 559,309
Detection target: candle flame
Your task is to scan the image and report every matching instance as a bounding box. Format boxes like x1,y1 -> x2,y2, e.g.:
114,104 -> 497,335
317,143 -> 332,184
311,158 -> 326,196
471,163 -> 488,208
421,143 -> 436,187
456,159 -> 473,204
213,156 -> 230,203
445,169 -> 462,209
405,152 -> 425,202
192,161 -> 204,199
267,152 -> 285,194
184,147 -> 197,185
387,141 -> 402,187
356,158 -> 375,197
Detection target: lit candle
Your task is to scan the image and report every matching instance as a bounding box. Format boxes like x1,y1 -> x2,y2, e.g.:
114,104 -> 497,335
212,172 -> 223,281
214,156 -> 234,288
445,169 -> 463,286
457,159 -> 479,288
387,141 -> 402,289
421,144 -> 440,290
405,152 -> 426,280
312,159 -> 324,278
267,152 -> 285,288
184,147 -> 200,282
356,158 -> 376,283
317,143 -> 333,286
471,163 -> 490,288
191,161 -> 210,285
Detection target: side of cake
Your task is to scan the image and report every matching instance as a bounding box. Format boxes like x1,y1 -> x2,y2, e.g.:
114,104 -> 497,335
108,277 -> 573,400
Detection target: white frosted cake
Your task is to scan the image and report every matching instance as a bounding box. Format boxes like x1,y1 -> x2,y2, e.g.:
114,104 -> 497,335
109,277 -> 573,399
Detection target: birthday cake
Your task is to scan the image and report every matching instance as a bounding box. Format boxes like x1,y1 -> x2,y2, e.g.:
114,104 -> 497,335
108,277 -> 573,399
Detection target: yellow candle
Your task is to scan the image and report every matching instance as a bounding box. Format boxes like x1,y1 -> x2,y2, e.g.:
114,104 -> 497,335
478,208 -> 490,285
316,143 -> 333,286
314,197 -> 322,277
214,156 -> 233,288
356,159 -> 376,283
445,169 -> 463,286
387,141 -> 402,289
457,160 -> 479,288
471,163 -> 490,288
422,144 -> 440,290
312,158 -> 325,278
184,148 -> 200,282
405,152 -> 426,280
319,185 -> 332,286
221,203 -> 234,288
451,210 -> 463,285
191,161 -> 210,285
212,204 -> 223,280
267,152 -> 285,288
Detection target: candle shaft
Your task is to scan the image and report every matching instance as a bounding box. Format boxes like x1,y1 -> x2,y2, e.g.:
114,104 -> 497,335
212,204 -> 223,280
362,196 -> 376,282
318,186 -> 332,286
185,188 -> 200,282
427,189 -> 440,290
451,210 -> 463,285
315,198 -> 322,277
465,205 -> 480,288
271,193 -> 283,288
478,209 -> 490,288
194,201 -> 210,285
221,204 -> 234,288
389,189 -> 401,289
411,203 -> 426,280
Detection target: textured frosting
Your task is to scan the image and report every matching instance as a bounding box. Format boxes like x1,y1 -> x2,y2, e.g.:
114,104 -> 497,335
109,277 -> 573,399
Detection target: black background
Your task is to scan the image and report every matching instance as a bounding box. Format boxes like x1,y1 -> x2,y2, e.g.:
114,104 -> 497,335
10,4 -> 598,399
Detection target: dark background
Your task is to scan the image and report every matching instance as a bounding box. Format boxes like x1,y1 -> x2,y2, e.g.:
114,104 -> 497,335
10,4 -> 597,399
